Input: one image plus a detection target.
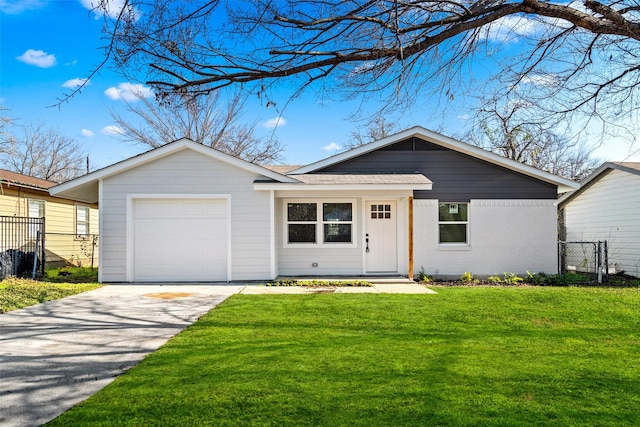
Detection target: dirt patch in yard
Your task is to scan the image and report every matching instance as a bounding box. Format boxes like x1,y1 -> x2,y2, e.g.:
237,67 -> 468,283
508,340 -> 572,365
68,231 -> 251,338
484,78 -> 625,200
144,292 -> 195,300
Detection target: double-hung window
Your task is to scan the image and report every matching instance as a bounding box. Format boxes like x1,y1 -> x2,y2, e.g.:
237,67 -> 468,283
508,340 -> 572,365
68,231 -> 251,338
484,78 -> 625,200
438,202 -> 468,244
76,205 -> 90,236
28,199 -> 45,239
286,200 -> 354,246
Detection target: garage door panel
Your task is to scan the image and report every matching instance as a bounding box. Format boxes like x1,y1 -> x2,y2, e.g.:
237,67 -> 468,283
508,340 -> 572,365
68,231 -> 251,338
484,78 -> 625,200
132,198 -> 228,282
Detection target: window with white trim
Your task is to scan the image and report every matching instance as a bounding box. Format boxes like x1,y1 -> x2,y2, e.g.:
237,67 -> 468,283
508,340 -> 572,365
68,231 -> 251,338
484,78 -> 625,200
28,199 -> 44,218
285,200 -> 355,246
76,205 -> 90,236
28,199 -> 45,239
438,202 -> 468,244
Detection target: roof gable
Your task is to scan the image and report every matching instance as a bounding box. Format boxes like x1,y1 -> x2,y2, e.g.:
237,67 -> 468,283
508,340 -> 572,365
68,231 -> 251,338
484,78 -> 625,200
50,139 -> 298,203
559,162 -> 640,206
291,126 -> 579,193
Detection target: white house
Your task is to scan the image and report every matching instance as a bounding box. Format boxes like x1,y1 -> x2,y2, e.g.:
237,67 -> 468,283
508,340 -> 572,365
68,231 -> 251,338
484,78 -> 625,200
559,162 -> 640,278
50,126 -> 578,283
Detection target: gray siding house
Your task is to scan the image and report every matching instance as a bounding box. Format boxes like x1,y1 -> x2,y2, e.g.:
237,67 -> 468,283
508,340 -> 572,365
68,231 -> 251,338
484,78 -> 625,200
50,126 -> 578,282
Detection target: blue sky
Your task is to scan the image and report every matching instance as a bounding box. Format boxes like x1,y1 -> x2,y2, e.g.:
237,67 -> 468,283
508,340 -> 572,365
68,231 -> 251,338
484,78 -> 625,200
1,0 -> 639,171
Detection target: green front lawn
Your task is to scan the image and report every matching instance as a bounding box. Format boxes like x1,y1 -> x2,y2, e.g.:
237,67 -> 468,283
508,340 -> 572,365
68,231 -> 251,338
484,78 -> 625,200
50,288 -> 640,426
0,278 -> 100,313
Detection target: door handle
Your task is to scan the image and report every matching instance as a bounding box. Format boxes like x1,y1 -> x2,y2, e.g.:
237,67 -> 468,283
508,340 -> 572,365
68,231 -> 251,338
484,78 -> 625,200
366,233 -> 369,253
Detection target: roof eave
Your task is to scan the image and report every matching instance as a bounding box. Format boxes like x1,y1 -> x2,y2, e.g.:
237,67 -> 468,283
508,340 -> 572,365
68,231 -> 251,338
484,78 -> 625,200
253,182 -> 433,191
0,181 -> 52,193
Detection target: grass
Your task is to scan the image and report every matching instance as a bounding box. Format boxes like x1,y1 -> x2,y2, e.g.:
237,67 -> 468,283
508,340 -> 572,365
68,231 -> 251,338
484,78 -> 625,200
0,277 -> 100,313
44,266 -> 99,283
49,287 -> 640,426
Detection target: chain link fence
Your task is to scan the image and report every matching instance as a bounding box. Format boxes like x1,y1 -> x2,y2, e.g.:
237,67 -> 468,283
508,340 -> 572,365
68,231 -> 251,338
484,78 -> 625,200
558,240 -> 609,284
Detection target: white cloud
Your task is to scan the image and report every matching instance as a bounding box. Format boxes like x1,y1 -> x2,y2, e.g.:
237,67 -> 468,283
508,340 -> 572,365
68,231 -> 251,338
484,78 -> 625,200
66,59 -> 78,66
484,16 -> 539,43
521,74 -> 559,87
62,78 -> 90,88
322,142 -> 341,152
101,125 -> 124,136
79,0 -> 140,20
457,114 -> 471,121
0,0 -> 46,14
16,49 -> 57,68
263,117 -> 287,128
104,83 -> 153,102
80,129 -> 95,137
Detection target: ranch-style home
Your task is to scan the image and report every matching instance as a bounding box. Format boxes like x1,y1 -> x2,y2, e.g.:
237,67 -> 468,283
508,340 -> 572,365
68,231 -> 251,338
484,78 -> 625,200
49,126 -> 579,283
559,162 -> 640,278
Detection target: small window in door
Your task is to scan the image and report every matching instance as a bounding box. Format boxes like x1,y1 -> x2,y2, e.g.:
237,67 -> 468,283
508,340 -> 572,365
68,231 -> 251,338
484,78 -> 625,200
370,204 -> 391,219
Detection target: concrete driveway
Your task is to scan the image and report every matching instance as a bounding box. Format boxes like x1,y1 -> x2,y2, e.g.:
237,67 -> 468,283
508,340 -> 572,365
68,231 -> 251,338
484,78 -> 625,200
0,284 -> 243,427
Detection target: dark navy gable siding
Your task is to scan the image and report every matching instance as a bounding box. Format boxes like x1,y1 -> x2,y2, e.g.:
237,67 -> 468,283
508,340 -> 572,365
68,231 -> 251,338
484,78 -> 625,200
316,138 -> 557,200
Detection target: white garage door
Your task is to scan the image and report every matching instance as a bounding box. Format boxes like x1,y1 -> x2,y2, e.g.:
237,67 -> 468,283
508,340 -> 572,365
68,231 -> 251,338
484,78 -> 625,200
133,198 -> 228,282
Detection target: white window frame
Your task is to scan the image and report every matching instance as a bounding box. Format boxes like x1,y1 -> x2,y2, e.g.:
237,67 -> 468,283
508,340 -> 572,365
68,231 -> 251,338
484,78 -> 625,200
28,199 -> 45,239
283,199 -> 357,248
76,205 -> 90,236
438,202 -> 470,246
28,199 -> 45,218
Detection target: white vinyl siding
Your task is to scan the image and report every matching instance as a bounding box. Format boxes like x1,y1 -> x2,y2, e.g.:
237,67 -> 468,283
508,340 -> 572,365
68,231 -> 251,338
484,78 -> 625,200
414,199 -> 558,278
100,148 -> 272,282
564,169 -> 640,278
276,191 -> 410,276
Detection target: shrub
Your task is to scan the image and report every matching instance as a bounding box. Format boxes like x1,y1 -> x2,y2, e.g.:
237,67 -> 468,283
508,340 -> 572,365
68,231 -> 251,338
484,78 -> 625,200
487,275 -> 503,284
503,272 -> 523,285
460,272 -> 474,283
525,271 -> 545,285
267,279 -> 372,287
415,268 -> 432,283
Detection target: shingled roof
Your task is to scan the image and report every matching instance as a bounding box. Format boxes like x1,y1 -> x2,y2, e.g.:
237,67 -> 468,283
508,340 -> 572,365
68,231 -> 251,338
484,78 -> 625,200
0,169 -> 58,191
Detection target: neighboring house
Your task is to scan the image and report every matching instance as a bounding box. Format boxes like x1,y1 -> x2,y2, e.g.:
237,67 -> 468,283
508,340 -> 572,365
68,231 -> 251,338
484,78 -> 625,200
50,126 -> 578,283
559,162 -> 640,278
0,169 -> 99,267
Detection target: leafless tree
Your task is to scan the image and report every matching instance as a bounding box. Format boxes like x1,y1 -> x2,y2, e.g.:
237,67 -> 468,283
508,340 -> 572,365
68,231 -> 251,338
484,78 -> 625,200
73,0 -> 640,135
1,122 -> 87,182
345,116 -> 400,150
108,90 -> 283,164
468,101 -> 600,180
0,106 -> 14,147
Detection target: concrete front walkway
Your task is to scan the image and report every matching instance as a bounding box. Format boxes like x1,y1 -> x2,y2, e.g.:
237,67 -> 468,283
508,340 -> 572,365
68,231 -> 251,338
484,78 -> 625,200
0,284 -> 243,427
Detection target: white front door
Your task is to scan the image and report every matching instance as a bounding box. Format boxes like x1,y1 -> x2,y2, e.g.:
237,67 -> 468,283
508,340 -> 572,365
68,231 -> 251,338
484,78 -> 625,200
365,201 -> 397,273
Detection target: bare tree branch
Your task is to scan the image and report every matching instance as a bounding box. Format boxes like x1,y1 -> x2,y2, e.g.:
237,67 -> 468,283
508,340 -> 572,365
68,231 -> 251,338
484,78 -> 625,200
108,90 -> 284,164
1,122 -> 87,182
76,0 -> 640,145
